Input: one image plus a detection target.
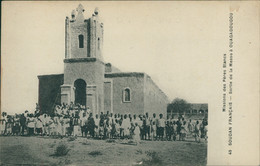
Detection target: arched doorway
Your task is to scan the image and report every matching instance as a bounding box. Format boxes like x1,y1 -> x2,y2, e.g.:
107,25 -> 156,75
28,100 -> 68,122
74,79 -> 86,106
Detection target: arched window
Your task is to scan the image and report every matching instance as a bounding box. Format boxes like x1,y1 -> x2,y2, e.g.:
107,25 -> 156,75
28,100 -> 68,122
78,35 -> 84,48
98,37 -> 100,50
123,88 -> 131,102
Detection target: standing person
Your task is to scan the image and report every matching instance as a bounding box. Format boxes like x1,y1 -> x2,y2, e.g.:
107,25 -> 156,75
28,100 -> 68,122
121,114 -> 131,139
176,117 -> 183,141
27,114 -> 35,136
63,115 -> 70,136
54,115 -> 62,136
0,119 -> 6,135
202,118 -> 208,141
45,114 -> 52,136
35,116 -> 43,136
165,120 -> 171,141
110,113 -> 114,126
151,113 -> 158,141
80,113 -> 88,137
157,114 -> 165,141
1,112 -> 7,135
172,121 -> 178,141
180,121 -> 188,141
6,116 -> 13,136
49,116 -> 56,136
88,113 -> 95,138
114,119 -> 120,138
68,114 -> 74,136
144,112 -> 151,140
73,114 -> 80,137
104,116 -> 112,139
12,114 -> 20,136
99,113 -> 105,139
41,114 -> 47,136
119,115 -> 124,138
94,114 -> 99,138
111,118 -> 116,139
194,120 -> 201,143
188,119 -> 194,136
133,123 -> 141,145
141,115 -> 146,140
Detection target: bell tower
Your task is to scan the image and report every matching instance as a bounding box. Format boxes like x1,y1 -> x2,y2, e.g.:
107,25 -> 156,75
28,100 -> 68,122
65,4 -> 104,60
61,4 -> 105,115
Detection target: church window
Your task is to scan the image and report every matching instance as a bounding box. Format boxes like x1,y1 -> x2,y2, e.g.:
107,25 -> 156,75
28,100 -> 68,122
79,35 -> 84,48
123,88 -> 131,102
98,37 -> 100,50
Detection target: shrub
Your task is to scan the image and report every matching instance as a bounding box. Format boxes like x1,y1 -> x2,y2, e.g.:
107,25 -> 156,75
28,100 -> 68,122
106,139 -> 116,143
88,150 -> 103,157
49,144 -> 55,148
136,149 -> 143,154
54,143 -> 70,156
82,140 -> 91,145
68,136 -> 76,142
142,151 -> 163,166
64,158 -> 72,165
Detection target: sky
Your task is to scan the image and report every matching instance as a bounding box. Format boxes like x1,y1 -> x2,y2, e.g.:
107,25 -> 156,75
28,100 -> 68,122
2,1 -> 230,114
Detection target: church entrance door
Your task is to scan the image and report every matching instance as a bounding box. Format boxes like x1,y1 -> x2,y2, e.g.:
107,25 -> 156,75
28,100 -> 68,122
74,79 -> 86,106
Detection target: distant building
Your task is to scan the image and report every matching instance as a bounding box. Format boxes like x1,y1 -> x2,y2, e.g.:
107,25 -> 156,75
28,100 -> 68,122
167,103 -> 208,119
38,4 -> 169,116
188,103 -> 208,115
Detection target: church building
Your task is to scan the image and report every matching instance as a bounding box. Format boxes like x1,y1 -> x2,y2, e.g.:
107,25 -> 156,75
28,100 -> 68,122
38,4 -> 170,116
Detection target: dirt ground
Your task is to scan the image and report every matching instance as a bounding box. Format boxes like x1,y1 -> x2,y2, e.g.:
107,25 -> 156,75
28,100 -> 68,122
0,136 -> 207,166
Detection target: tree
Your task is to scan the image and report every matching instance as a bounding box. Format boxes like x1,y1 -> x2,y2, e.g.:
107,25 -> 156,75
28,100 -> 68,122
167,98 -> 191,116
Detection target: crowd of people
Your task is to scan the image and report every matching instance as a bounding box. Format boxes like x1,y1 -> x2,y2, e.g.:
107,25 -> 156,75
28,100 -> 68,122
0,103 -> 208,143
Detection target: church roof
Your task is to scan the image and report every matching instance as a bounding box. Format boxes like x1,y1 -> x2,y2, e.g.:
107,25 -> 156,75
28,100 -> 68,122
37,73 -> 64,78
105,72 -> 145,78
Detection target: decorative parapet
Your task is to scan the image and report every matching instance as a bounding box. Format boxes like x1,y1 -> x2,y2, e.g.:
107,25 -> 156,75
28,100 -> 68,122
64,57 -> 105,64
